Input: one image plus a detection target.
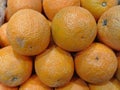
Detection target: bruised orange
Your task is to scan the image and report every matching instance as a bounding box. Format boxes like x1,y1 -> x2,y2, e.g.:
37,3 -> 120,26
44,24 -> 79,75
0,46 -> 32,87
7,9 -> 50,56
98,5 -> 120,51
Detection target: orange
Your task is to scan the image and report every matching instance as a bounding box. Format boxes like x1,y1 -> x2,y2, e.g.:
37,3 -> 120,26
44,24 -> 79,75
19,75 -> 53,90
6,0 -> 42,21
43,0 -> 80,21
52,6 -> 97,52
55,77 -> 89,90
89,78 -> 120,90
98,5 -> 120,51
0,82 -> 18,90
80,0 -> 118,21
7,9 -> 50,56
115,52 -> 120,81
0,23 -> 9,47
75,43 -> 118,84
35,45 -> 74,87
0,46 -> 32,87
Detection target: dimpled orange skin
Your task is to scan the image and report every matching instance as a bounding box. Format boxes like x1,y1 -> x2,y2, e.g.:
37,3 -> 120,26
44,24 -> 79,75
0,23 -> 10,47
35,46 -> 74,87
98,5 -> 120,51
0,46 -> 33,87
52,6 -> 97,52
55,78 -> 89,90
6,0 -> 42,21
80,0 -> 118,21
75,43 -> 118,84
19,75 -> 53,90
43,0 -> 80,21
7,9 -> 50,56
89,78 -> 120,90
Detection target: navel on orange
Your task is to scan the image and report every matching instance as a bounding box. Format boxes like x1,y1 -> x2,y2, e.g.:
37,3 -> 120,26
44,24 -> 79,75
75,43 -> 118,84
98,5 -> 120,51
80,0 -> 118,21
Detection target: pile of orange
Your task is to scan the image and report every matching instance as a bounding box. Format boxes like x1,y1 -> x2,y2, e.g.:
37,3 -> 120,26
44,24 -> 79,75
0,0 -> 120,89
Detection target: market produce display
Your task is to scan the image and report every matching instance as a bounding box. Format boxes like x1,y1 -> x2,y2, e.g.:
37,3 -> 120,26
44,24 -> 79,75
0,0 -> 120,90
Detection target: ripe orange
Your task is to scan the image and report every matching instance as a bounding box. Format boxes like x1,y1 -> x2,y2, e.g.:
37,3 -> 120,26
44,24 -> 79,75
80,0 -> 118,20
19,75 -> 52,90
98,5 -> 120,51
0,82 -> 18,90
0,23 -> 9,47
75,43 -> 118,84
0,46 -> 32,87
35,45 -> 74,87
6,0 -> 42,21
89,78 -> 120,90
55,77 -> 89,90
43,0 -> 80,21
7,9 -> 50,56
52,6 -> 97,52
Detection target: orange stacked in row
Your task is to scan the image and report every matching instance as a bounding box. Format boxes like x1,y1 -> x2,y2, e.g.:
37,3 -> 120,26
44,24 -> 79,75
0,0 -> 119,90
